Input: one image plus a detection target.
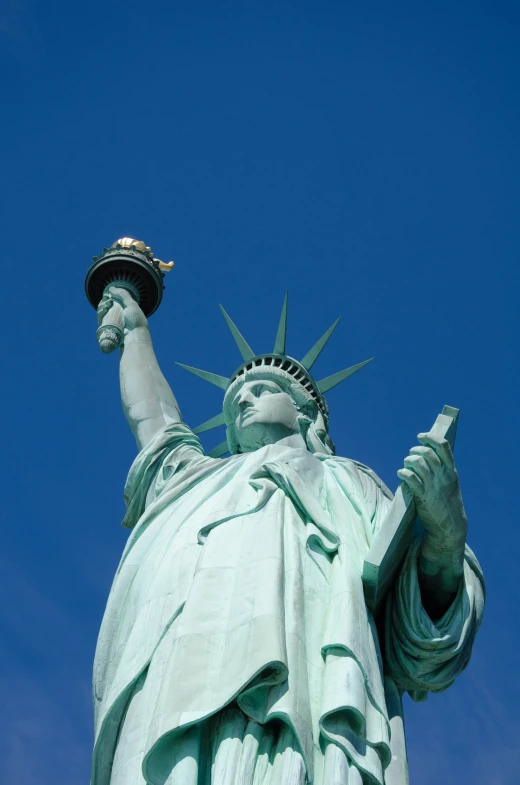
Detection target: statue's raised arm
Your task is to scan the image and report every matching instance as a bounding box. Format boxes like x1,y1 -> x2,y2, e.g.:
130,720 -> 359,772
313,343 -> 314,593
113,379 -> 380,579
86,238 -> 180,451
97,286 -> 181,450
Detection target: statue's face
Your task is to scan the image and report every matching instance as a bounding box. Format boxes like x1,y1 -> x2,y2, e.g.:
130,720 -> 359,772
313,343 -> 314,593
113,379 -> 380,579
231,379 -> 301,452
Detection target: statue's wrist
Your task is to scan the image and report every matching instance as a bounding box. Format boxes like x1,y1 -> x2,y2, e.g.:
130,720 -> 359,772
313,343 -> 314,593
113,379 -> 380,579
124,324 -> 151,342
420,533 -> 466,569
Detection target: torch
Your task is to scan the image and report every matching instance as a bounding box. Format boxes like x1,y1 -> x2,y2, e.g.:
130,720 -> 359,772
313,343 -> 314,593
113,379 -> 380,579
85,238 -> 174,353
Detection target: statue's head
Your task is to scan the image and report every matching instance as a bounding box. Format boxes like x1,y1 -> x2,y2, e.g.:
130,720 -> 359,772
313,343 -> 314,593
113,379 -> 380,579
222,357 -> 334,454
177,294 -> 373,457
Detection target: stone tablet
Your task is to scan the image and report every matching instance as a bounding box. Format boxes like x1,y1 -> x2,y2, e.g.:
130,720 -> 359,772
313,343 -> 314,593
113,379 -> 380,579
362,405 -> 460,613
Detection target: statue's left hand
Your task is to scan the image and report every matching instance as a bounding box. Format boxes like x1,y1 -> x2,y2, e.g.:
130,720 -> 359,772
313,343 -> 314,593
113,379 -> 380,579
397,432 -> 468,555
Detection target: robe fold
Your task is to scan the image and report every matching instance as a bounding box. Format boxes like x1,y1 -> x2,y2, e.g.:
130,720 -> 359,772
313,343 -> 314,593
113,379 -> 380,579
92,423 -> 484,785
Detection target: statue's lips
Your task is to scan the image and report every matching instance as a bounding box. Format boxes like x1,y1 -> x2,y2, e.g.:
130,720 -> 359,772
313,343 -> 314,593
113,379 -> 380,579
240,408 -> 258,424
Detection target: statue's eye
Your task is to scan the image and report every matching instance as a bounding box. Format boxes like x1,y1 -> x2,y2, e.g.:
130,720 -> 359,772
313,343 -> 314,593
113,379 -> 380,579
256,385 -> 279,397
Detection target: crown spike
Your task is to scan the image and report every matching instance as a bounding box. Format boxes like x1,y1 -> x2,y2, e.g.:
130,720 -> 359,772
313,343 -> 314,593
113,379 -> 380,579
300,317 -> 341,371
273,291 -> 288,355
193,412 -> 226,434
176,363 -> 230,390
208,439 -> 229,458
219,305 -> 255,361
318,358 -> 374,394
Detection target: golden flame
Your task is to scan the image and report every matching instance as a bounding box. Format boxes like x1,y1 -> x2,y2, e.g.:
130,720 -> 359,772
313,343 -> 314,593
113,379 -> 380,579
111,238 -> 174,272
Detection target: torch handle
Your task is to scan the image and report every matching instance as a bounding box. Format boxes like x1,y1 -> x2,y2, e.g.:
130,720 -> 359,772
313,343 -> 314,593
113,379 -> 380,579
96,299 -> 125,354
100,300 -> 124,328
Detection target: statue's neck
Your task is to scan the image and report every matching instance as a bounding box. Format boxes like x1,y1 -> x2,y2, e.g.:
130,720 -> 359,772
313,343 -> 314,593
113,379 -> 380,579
272,433 -> 307,451
241,432 -> 307,454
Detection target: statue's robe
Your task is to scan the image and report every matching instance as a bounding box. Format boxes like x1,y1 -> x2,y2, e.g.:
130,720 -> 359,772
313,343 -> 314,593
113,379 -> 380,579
91,424 -> 484,785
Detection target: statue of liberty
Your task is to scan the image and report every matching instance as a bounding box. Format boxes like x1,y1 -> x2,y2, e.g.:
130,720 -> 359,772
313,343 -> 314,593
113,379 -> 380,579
88,241 -> 484,785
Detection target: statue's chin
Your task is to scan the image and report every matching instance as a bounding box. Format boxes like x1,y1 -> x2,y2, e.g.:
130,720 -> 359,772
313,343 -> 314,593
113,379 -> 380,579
237,423 -> 270,452
238,422 -> 302,453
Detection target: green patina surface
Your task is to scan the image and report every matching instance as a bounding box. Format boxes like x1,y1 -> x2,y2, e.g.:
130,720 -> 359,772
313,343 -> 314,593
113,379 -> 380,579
89,275 -> 485,785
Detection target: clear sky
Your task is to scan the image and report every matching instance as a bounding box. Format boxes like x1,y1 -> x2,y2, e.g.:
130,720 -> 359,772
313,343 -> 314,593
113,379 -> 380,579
0,1 -> 518,783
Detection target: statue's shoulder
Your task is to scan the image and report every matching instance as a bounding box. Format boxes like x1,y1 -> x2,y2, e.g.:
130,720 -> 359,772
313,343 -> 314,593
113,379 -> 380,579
329,455 -> 394,502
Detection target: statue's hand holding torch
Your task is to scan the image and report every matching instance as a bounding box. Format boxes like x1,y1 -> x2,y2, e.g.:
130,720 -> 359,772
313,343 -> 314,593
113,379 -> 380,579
96,287 -> 148,353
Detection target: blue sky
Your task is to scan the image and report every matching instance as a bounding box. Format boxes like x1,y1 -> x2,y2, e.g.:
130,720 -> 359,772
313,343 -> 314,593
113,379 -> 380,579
0,1 -> 518,783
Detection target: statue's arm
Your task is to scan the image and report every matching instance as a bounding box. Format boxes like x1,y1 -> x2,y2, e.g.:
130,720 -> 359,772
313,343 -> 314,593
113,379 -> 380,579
99,287 -> 181,450
384,537 -> 484,701
416,527 -> 466,620
397,431 -> 468,620
120,325 -> 182,450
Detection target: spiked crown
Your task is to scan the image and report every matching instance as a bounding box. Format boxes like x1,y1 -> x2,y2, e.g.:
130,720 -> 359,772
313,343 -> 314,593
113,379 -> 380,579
177,293 -> 372,457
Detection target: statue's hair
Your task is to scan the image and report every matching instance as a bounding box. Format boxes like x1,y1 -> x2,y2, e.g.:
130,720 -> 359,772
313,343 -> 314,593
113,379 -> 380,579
223,366 -> 335,456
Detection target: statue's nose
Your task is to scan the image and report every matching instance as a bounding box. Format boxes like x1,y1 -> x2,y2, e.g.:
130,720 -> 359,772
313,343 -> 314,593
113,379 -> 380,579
238,390 -> 255,409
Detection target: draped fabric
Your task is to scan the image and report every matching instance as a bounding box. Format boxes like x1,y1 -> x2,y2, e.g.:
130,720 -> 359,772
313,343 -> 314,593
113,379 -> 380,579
384,539 -> 485,704
91,423 -> 484,785
110,685 -> 363,785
